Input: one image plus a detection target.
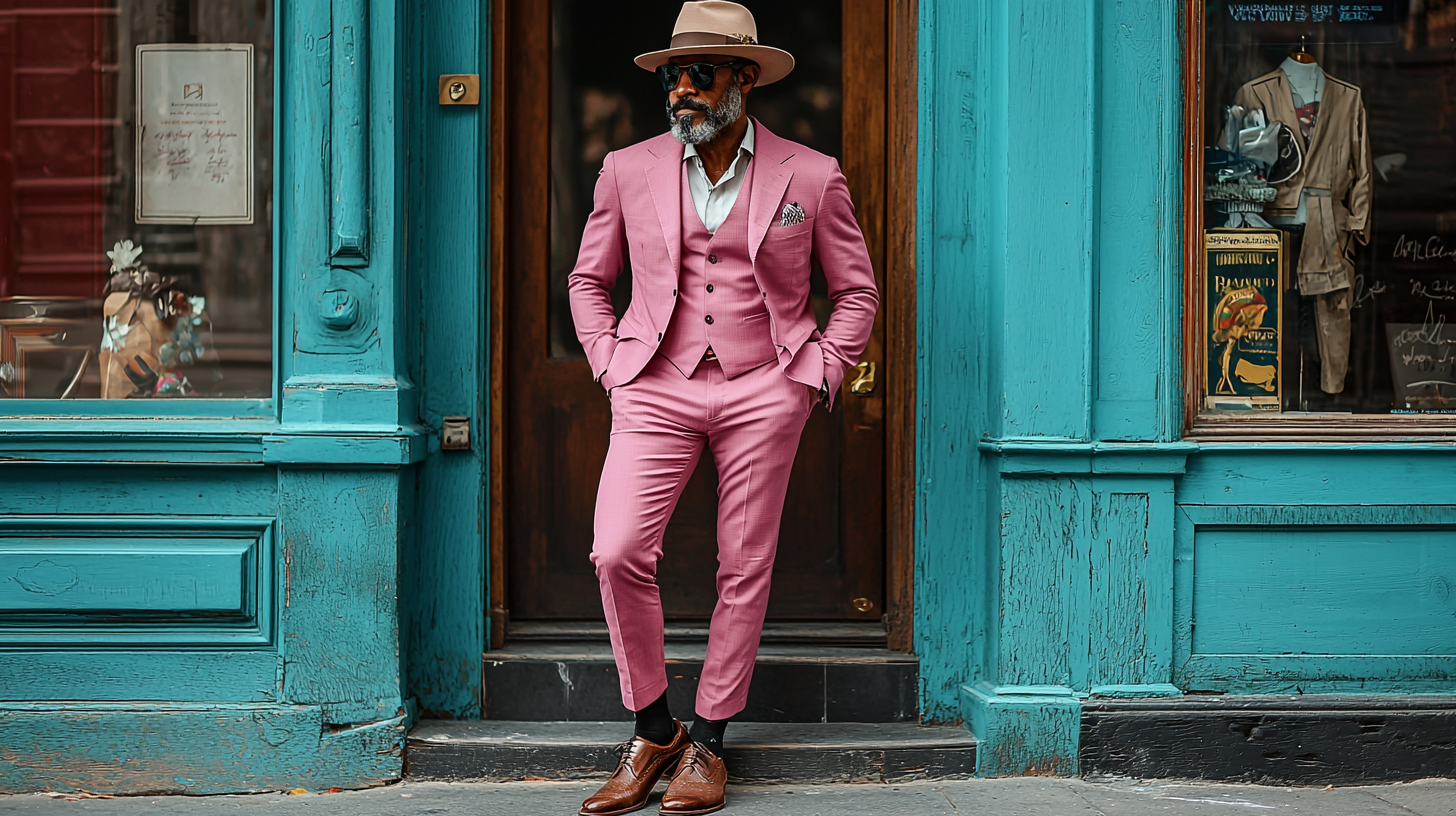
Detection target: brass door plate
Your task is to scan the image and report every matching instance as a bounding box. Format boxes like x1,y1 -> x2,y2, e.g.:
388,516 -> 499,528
438,74 -> 480,106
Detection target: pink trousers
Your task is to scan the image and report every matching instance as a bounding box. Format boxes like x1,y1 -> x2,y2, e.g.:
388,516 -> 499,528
592,353 -> 814,721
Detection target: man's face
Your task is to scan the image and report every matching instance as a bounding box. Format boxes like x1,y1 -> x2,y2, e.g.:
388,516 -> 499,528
665,54 -> 760,129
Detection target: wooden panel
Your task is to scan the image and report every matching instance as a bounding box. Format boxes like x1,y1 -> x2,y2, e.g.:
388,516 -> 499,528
999,0 -> 1093,440
1192,527 -> 1456,655
1092,0 -> 1181,441
1176,504 -> 1456,693
999,477 -> 1084,689
0,524 -> 265,630
278,470 -> 404,725
1088,493 -> 1152,685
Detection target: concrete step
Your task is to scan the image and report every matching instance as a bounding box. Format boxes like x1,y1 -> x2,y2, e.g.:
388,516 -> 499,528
482,642 -> 918,723
407,720 -> 976,784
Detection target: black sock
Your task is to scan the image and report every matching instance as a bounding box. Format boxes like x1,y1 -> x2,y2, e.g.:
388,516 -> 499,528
689,715 -> 729,756
633,691 -> 674,745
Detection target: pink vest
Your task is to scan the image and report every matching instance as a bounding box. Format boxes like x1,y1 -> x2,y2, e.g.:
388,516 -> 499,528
658,160 -> 778,379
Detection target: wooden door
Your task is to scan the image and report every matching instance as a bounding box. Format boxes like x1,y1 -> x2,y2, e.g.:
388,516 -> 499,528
502,0 -> 887,622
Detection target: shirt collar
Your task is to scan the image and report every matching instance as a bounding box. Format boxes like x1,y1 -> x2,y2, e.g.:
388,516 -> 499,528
683,118 -> 755,165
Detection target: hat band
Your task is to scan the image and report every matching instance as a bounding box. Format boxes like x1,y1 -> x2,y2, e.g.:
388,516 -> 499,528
669,31 -> 759,48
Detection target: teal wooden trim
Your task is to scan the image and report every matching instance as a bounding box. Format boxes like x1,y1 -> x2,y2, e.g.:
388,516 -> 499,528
0,399 -> 274,420
330,0 -> 371,267
979,440 -> 1196,474
1179,656 -> 1456,693
0,705 -> 404,794
0,466 -> 278,514
400,0 -> 488,719
1183,447 -> 1456,505
915,0 -> 997,725
0,517 -> 274,648
1180,503 -> 1456,525
0,652 -> 280,701
962,682 -> 1079,777
0,427 -> 425,465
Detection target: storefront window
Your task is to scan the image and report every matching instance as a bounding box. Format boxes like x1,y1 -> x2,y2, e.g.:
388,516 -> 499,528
0,1 -> 272,401
1197,1 -> 1456,417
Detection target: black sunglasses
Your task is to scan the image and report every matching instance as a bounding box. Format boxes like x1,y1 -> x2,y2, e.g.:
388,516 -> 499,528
657,61 -> 746,92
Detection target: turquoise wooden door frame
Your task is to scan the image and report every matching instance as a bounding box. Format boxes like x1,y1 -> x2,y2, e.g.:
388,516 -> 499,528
0,0 -> 443,793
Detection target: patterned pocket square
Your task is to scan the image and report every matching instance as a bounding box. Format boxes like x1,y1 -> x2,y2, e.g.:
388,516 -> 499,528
779,201 -> 806,227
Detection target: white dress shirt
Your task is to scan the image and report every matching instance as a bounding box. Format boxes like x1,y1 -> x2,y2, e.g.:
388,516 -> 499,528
683,119 -> 755,233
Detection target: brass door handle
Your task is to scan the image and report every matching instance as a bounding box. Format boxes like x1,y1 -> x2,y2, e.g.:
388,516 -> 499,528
849,361 -> 877,395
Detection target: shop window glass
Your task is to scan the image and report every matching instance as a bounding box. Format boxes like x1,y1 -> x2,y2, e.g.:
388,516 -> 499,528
0,0 -> 272,401
1197,1 -> 1456,417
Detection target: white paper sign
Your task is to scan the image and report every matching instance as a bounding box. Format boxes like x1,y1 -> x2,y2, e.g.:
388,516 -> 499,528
136,44 -> 254,224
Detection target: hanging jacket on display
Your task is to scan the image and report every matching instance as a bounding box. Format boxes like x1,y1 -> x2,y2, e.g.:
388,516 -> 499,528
1234,65 -> 1373,393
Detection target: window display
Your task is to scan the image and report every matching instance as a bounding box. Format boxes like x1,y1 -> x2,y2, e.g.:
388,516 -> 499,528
1199,1 -> 1456,416
0,1 -> 273,401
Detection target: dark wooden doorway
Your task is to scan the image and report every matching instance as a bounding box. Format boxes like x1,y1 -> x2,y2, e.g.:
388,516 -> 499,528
498,1 -> 891,625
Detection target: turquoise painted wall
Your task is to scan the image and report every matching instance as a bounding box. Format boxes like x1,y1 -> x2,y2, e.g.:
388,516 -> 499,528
0,0 -> 438,793
917,0 -> 1456,778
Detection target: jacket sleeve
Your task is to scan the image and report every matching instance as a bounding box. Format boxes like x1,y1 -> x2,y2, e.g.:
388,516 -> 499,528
568,151 -> 628,384
1345,91 -> 1373,244
810,159 -> 880,408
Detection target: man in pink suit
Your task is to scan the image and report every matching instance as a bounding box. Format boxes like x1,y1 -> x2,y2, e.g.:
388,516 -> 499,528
570,3 -> 877,814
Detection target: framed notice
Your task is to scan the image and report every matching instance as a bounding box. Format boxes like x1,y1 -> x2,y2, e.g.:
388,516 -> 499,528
136,44 -> 254,224
1204,230 -> 1284,411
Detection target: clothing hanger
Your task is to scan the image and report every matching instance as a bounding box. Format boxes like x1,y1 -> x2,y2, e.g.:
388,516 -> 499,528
1291,34 -> 1318,64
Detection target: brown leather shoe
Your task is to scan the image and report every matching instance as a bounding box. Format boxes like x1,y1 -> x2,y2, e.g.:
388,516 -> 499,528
579,721 -> 690,816
658,743 -> 727,815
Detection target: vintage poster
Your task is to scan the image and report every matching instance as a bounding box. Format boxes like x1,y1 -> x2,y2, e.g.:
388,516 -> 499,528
136,44 -> 254,224
1205,230 -> 1283,411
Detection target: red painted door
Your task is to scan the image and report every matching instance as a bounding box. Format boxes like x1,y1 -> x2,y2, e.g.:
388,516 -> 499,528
0,1 -> 113,298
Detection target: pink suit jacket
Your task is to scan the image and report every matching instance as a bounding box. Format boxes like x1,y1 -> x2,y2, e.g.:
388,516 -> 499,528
568,119 -> 879,408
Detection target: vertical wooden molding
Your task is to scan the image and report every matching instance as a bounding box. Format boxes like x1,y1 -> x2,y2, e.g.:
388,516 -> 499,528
330,0 -> 369,267
1181,0 -> 1204,431
487,0 -> 510,651
886,0 -> 918,653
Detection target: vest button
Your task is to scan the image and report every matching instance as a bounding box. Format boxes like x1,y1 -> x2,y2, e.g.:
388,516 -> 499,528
705,315 -> 714,325
706,284 -> 714,293
708,254 -> 719,264
672,289 -> 677,297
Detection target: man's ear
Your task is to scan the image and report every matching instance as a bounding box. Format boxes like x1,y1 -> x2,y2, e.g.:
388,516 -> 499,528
738,62 -> 761,95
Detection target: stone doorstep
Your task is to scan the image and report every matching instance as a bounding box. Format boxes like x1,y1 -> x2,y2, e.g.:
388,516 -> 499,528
406,721 -> 976,784
483,642 -> 920,723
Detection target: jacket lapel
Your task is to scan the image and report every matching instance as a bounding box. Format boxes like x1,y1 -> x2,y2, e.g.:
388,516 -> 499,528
643,139 -> 682,280
747,121 -> 795,264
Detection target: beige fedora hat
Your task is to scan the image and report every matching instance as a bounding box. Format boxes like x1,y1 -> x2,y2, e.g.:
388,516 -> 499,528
634,1 -> 795,87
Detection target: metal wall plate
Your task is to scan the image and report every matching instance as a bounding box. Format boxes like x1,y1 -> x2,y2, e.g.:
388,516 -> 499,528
441,416 -> 471,450
438,74 -> 480,106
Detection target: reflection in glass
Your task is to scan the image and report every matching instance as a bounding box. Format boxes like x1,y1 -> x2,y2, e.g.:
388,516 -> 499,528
0,0 -> 273,399
549,0 -> 841,358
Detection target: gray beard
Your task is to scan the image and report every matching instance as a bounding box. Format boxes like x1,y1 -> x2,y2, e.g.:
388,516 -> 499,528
668,78 -> 743,144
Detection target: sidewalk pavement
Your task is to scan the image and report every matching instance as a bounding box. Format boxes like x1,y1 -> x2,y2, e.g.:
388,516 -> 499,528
2,777 -> 1454,816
